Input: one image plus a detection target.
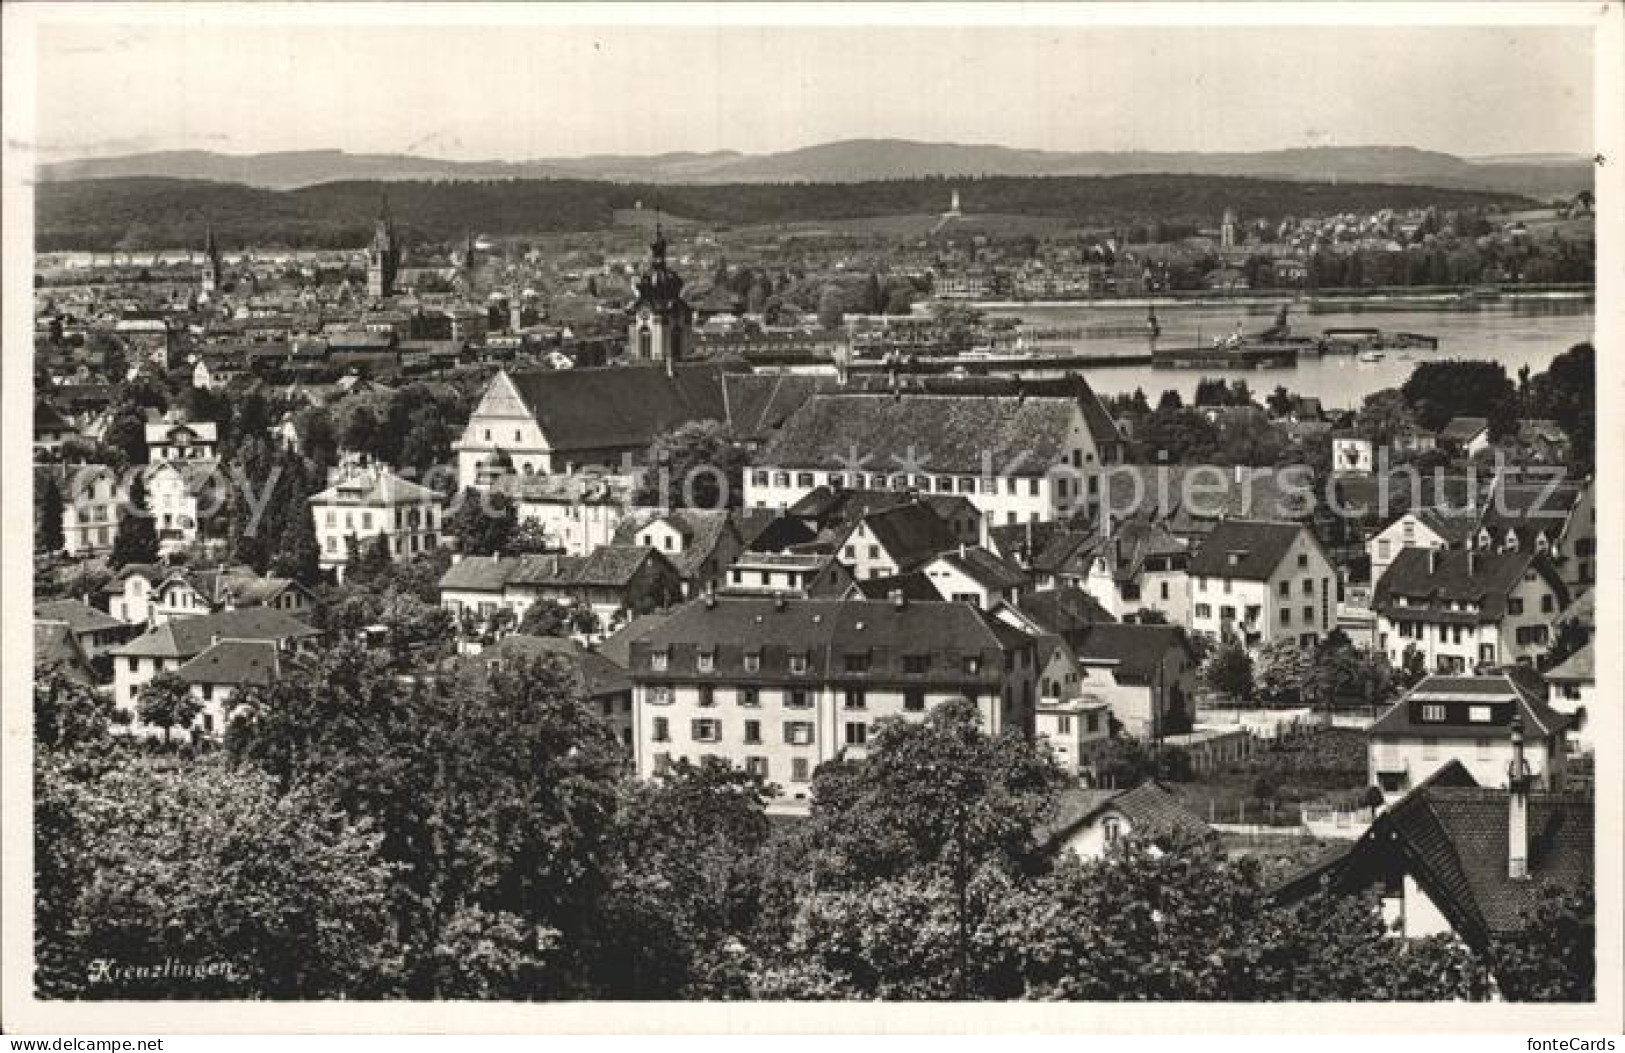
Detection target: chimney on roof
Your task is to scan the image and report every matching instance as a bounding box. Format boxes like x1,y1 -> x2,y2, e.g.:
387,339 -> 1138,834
1467,550 -> 1477,575
959,543 -> 967,559
890,589 -> 906,610
210,632 -> 221,646
1226,550 -> 1242,567
1507,713 -> 1532,880
774,593 -> 787,612
1428,548 -> 1439,575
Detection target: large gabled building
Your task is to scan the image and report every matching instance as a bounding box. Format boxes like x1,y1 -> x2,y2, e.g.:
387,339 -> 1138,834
1372,548 -> 1567,673
1187,519 -> 1337,650
625,596 -> 1038,812
747,387 -> 1122,526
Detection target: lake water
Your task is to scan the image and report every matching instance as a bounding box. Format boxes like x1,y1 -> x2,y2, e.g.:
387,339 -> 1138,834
978,299 -> 1595,410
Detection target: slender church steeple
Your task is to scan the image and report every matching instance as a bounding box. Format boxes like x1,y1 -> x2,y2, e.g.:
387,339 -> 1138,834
200,223 -> 223,294
628,216 -> 691,373
367,196 -> 401,300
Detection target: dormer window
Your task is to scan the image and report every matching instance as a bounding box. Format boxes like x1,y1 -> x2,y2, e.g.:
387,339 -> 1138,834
743,651 -> 761,673
1422,703 -> 1446,722
789,653 -> 809,675
963,655 -> 982,675
844,652 -> 871,673
650,650 -> 669,672
903,654 -> 930,675
697,649 -> 715,673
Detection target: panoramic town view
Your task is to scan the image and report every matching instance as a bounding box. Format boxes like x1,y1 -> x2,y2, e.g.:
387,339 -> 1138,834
22,14 -> 1601,1013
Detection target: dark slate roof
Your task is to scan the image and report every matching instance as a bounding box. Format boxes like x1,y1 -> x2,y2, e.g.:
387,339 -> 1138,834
761,393 -> 1084,475
1369,672 -> 1572,740
173,639 -> 282,687
854,502 -> 961,572
1371,549 -> 1566,625
33,598 -> 130,634
1039,781 -> 1213,850
575,545 -> 668,588
1064,623 -> 1190,685
1186,519 -> 1313,581
439,554 -> 519,593
463,634 -> 632,699
110,608 -> 319,659
1275,762 -> 1592,951
723,373 -> 841,444
930,545 -> 1028,590
1545,642 -> 1593,682
1102,466 -> 1317,529
851,570 -> 946,603
844,372 -> 1123,447
988,519 -> 1070,567
506,363 -> 728,452
35,622 -> 93,678
627,596 -> 1024,687
595,612 -> 673,670
1094,519 -> 1187,583
1014,588 -> 1116,636
614,509 -> 735,579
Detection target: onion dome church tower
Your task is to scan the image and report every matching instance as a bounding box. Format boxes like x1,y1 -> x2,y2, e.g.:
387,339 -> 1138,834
627,224 -> 693,372
367,199 -> 401,300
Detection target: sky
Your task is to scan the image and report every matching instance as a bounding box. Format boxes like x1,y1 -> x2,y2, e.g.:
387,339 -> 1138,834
29,18 -> 1596,162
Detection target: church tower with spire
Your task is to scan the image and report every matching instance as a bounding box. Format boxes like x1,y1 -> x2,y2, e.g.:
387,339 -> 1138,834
627,224 -> 692,372
200,223 -> 223,294
367,199 -> 401,300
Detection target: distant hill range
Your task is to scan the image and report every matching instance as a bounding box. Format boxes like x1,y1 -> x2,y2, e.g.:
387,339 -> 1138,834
38,140 -> 1593,198
36,172 -> 1540,252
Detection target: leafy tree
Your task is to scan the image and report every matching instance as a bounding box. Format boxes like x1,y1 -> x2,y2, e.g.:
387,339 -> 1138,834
503,518 -> 555,556
296,406 -> 340,468
109,471 -> 159,568
34,667 -> 114,752
1200,639 -> 1254,700
228,645 -> 624,998
1490,882 -> 1594,1002
1401,359 -> 1517,437
135,671 -> 202,744
517,597 -> 598,637
1138,407 -> 1220,464
1525,342 -> 1595,477
36,472 -> 65,554
1156,389 -> 1184,411
1254,638 -> 1313,705
34,754 -> 398,998
1355,388 -> 1416,449
1307,637 -> 1394,709
447,486 -> 516,556
596,758 -> 775,998
635,419 -> 749,510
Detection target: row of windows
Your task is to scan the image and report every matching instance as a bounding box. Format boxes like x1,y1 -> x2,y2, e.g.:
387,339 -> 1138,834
651,752 -> 814,783
648,685 -> 935,711
751,469 -> 1057,497
650,718 -> 874,749
654,652 -> 983,676
322,509 -> 440,531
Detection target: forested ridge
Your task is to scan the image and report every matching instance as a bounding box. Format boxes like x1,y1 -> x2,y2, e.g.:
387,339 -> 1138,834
36,173 -> 1532,251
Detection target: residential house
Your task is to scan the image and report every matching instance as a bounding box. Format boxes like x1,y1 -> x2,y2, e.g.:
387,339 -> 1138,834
144,410 -> 220,463
1367,672 -> 1570,800
1039,782 -> 1214,860
109,607 -> 321,719
1188,519 -> 1337,650
1367,507 -> 1480,589
143,459 -> 221,554
720,552 -> 856,598
1543,643 -> 1594,755
146,566 -> 314,626
33,599 -> 141,658
626,595 -> 1038,812
309,462 -> 444,573
171,639 -> 286,738
1438,416 -> 1491,455
35,621 -> 97,684
616,508 -> 743,598
1474,477 -> 1594,594
1274,760 -> 1591,960
1077,519 -> 1190,625
921,545 -> 1028,610
834,501 -> 962,581
37,464 -> 125,557
439,546 -> 682,631
34,401 -> 76,457
514,472 -> 637,556
1062,623 -> 1198,739
449,634 -> 635,753
1372,549 -> 1567,673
